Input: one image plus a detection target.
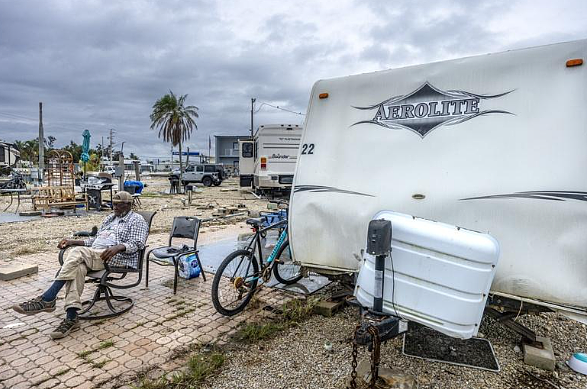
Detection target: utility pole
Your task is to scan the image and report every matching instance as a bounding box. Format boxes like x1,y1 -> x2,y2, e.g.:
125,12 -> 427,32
108,129 -> 115,165
101,136 -> 104,169
38,102 -> 44,183
250,98 -> 256,139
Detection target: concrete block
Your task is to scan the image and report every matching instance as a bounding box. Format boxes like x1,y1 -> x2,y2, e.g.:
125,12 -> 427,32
313,300 -> 344,317
350,359 -> 416,389
0,262 -> 38,280
378,368 -> 417,389
524,336 -> 556,371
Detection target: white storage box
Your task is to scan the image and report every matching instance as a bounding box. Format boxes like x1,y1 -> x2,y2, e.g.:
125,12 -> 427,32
354,211 -> 500,339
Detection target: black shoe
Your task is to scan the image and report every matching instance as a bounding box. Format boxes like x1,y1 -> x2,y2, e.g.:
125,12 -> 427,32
50,318 -> 80,339
12,296 -> 56,315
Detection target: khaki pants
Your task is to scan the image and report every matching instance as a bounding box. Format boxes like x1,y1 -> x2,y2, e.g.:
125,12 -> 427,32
55,246 -> 105,311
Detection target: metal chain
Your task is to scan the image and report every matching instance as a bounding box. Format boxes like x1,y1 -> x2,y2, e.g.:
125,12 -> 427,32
367,325 -> 381,389
348,324 -> 360,389
348,324 -> 382,389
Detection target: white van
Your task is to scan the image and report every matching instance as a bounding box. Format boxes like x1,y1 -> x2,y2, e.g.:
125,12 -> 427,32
289,39 -> 587,321
239,124 -> 302,193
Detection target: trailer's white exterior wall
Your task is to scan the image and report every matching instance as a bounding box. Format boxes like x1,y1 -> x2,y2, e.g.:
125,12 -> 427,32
289,39 -> 587,315
246,124 -> 302,191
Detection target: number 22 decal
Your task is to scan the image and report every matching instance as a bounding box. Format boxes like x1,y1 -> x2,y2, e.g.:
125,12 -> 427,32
301,143 -> 315,155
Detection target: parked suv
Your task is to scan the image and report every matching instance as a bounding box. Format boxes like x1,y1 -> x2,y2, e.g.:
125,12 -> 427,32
170,164 -> 223,187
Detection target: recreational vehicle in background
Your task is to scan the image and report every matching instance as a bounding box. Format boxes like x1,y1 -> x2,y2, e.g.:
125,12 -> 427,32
289,39 -> 587,325
0,140 -> 20,168
239,124 -> 302,194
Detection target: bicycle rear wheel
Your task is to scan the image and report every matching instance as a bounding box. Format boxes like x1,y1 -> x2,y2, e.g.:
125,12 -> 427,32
211,249 -> 259,316
273,240 -> 303,285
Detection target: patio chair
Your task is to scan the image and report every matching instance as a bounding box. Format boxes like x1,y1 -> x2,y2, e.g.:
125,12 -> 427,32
145,216 -> 206,294
57,211 -> 156,320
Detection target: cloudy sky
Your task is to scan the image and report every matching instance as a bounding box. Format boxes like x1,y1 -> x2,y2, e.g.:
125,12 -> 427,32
0,0 -> 585,160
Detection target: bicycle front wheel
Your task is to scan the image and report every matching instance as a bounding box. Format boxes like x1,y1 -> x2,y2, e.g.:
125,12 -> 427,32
272,240 -> 303,285
211,249 -> 259,316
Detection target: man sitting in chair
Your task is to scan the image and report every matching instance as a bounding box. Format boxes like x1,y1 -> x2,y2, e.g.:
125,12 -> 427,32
12,191 -> 148,339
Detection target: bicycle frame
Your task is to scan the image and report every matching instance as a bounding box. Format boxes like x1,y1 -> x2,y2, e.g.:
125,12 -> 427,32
244,218 -> 288,281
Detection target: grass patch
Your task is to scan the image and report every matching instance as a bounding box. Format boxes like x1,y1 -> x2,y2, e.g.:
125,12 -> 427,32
92,359 -> 110,369
233,322 -> 287,343
98,340 -> 114,350
164,308 -> 196,322
77,349 -> 93,358
54,368 -> 71,377
233,298 -> 318,343
134,347 -> 224,389
78,340 -> 116,361
282,297 -> 318,323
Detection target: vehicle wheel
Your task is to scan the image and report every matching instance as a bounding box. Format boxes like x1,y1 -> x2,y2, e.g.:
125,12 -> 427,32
202,176 -> 212,187
272,240 -> 303,285
211,250 -> 259,316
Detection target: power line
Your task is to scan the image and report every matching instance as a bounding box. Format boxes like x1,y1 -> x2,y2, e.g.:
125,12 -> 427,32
254,101 -> 305,116
0,112 -> 37,121
0,111 -> 95,133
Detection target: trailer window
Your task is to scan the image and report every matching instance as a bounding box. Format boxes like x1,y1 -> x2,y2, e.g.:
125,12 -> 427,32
242,142 -> 253,158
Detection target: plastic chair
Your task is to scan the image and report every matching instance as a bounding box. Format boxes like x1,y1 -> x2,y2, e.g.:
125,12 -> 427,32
145,216 -> 206,294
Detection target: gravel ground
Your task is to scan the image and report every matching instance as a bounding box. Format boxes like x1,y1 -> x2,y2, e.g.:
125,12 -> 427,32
198,305 -> 587,389
0,176 -> 269,258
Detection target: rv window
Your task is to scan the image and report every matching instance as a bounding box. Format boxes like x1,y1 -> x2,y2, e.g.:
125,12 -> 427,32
196,165 -> 203,172
242,142 -> 253,158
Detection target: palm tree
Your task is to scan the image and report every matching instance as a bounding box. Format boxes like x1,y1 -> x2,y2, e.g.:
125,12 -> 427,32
150,91 -> 199,190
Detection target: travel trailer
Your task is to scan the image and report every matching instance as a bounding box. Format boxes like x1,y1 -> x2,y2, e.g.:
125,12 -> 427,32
0,140 -> 20,168
289,39 -> 587,323
239,124 -> 302,193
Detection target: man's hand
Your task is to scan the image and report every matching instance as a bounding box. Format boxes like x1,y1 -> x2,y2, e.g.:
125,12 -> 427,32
101,244 -> 126,263
57,239 -> 83,249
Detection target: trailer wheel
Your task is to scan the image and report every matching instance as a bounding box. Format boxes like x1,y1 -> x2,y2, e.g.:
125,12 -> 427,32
202,176 -> 212,187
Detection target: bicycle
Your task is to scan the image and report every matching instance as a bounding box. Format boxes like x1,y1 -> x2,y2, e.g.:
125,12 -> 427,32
211,204 -> 303,316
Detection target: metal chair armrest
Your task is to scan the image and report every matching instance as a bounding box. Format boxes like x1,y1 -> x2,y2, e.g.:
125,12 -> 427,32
58,246 -> 76,266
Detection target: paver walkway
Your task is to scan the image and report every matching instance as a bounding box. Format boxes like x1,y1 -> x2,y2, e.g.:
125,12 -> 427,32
0,232 -> 290,389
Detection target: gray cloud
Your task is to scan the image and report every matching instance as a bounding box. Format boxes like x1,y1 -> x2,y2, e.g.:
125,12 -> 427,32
0,0 -> 585,158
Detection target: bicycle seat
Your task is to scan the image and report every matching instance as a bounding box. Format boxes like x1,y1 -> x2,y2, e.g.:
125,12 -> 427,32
246,218 -> 265,227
